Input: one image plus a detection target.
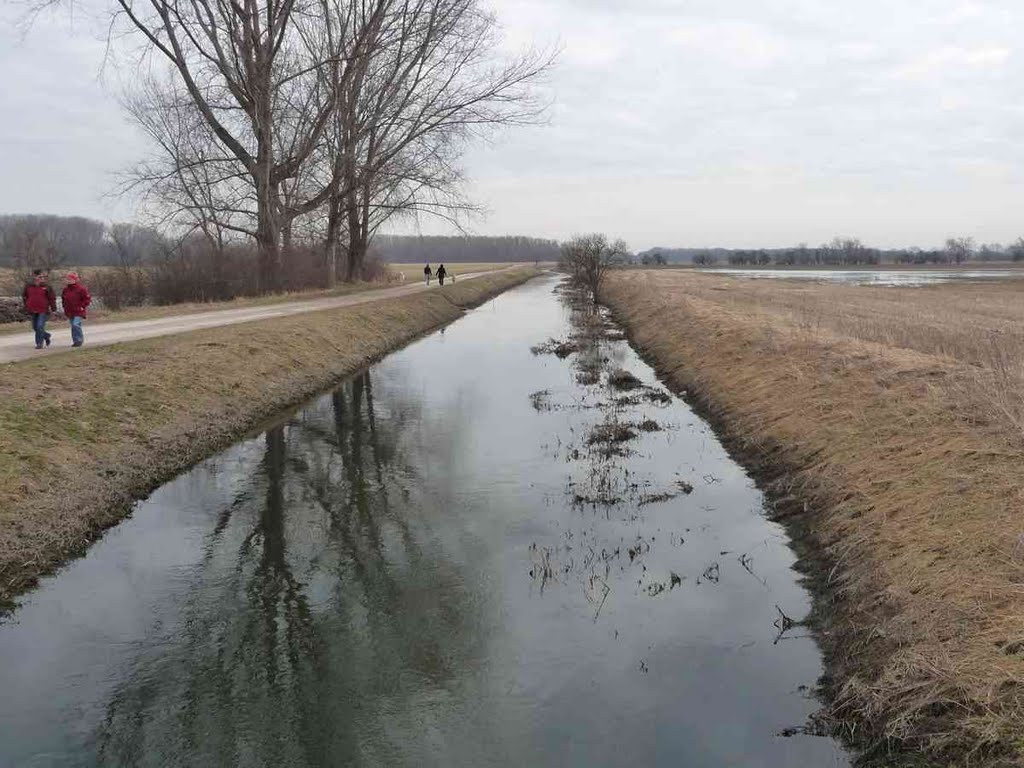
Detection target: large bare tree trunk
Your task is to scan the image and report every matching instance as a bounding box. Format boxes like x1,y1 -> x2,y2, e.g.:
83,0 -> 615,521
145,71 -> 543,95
256,181 -> 282,291
323,196 -> 344,288
343,192 -> 367,282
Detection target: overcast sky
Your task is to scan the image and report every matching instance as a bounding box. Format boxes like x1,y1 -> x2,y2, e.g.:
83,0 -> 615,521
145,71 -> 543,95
3,0 -> 1024,250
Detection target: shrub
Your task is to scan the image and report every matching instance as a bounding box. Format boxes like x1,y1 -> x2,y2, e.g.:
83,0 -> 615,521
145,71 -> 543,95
89,269 -> 150,312
0,298 -> 26,323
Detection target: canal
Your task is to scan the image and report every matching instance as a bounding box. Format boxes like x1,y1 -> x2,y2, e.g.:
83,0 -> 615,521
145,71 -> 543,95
0,275 -> 850,767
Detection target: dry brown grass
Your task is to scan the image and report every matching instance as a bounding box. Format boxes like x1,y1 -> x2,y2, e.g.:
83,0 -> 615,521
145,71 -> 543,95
0,267 -> 537,606
602,270 -> 1024,766
675,275 -> 1024,446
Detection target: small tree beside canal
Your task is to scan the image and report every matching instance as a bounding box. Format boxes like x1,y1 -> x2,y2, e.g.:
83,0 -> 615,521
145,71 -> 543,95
560,234 -> 630,303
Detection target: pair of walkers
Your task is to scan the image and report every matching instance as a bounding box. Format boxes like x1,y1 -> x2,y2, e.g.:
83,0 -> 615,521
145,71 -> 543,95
22,270 -> 92,349
423,263 -> 449,286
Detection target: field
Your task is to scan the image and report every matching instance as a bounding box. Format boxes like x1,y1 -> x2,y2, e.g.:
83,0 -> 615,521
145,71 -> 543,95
601,270 -> 1024,766
0,267 -> 537,607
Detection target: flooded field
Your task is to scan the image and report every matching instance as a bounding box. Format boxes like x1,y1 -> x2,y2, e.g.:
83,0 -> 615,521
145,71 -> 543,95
699,267 -> 1024,286
0,276 -> 850,767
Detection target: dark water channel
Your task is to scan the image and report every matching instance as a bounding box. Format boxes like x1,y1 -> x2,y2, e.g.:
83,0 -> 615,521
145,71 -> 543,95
0,276 -> 850,767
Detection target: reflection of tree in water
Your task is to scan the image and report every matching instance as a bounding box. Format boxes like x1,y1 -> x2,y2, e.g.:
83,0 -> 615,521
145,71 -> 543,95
96,371 -> 483,767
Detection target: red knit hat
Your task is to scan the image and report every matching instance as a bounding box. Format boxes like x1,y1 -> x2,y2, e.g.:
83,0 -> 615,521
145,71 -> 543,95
66,272 -> 79,282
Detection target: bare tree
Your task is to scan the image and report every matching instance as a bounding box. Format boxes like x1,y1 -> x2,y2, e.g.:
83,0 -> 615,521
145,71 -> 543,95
977,242 -> 1006,262
99,0 -> 551,288
560,234 -> 629,304
85,0 -> 395,290
312,0 -> 552,282
821,236 -> 879,265
945,236 -> 976,265
120,79 -> 254,256
109,223 -> 164,267
1009,238 -> 1024,262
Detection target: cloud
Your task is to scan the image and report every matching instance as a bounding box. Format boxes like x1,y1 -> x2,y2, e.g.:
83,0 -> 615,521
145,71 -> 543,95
560,28 -> 626,68
833,42 -> 882,62
5,0 -> 1024,248
893,45 -> 1011,81
663,20 -> 790,69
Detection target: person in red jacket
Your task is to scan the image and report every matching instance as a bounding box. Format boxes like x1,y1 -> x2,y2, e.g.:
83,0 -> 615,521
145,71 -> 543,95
22,270 -> 56,349
61,272 -> 92,347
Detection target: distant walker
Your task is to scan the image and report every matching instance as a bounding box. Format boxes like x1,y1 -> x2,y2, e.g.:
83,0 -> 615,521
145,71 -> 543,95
437,264 -> 447,286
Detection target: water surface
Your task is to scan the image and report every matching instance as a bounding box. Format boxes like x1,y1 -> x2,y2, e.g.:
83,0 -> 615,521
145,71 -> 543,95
0,276 -> 849,767
699,267 -> 1024,285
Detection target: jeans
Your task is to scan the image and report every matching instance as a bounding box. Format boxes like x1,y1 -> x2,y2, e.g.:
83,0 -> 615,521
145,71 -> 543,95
70,316 -> 83,345
31,313 -> 51,348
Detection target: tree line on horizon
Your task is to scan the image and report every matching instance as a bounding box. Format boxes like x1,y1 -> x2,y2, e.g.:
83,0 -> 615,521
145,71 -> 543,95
5,213 -> 1021,299
641,236 -> 1024,266
372,234 -> 560,264
0,215 -> 559,270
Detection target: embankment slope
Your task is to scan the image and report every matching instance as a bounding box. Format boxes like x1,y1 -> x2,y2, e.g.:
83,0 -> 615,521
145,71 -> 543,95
602,270 -> 1024,767
0,268 -> 536,605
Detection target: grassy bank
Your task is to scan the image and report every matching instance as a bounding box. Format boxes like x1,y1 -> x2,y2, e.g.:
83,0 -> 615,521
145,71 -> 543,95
601,270 -> 1024,766
0,267 -> 537,606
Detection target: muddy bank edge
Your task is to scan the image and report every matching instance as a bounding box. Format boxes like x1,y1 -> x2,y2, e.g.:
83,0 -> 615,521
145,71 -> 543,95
0,268 -> 538,607
601,272 -> 1024,767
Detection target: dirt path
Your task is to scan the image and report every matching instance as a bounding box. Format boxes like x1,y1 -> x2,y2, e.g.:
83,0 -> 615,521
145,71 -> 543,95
0,271 -> 498,365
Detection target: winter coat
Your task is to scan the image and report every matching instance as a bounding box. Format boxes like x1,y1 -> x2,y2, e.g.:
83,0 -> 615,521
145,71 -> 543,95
23,283 -> 56,315
62,283 -> 92,318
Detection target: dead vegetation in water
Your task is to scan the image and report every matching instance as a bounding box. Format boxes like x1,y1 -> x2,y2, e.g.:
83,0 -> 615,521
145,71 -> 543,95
608,368 -> 643,391
530,286 -> 657,401
602,268 -> 1024,766
564,410 -> 690,508
530,282 -> 688,508
529,389 -> 553,411
530,338 -> 579,358
527,279 -> 719,639
614,387 -> 673,407
575,355 -> 604,386
527,531 -> 660,618
587,419 -> 639,446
